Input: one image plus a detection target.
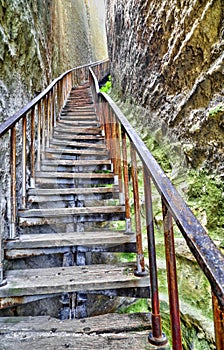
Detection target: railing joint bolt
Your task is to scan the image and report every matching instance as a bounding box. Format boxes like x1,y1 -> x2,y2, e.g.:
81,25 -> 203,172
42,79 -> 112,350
134,254 -> 148,277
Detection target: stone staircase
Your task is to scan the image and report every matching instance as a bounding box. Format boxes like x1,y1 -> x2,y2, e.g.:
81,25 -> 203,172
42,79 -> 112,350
0,82 -> 150,315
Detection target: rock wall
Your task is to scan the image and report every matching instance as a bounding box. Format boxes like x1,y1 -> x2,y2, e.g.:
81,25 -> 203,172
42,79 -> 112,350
105,0 -> 224,173
0,0 -> 107,239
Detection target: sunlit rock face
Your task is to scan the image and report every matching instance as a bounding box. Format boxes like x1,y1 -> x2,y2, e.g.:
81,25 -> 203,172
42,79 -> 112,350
0,0 -> 107,121
106,0 -> 224,173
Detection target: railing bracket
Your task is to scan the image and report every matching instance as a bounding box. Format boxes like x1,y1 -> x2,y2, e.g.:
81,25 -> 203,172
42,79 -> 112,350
148,331 -> 168,347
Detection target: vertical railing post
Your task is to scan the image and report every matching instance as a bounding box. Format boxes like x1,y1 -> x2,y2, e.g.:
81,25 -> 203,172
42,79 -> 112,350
49,90 -> 53,140
130,144 -> 146,276
37,102 -> 41,171
22,116 -> 27,208
104,101 -> 111,155
162,199 -> 182,349
0,187 -> 7,286
10,126 -> 16,239
30,107 -> 35,188
111,111 -> 118,187
121,127 -> 131,232
144,169 -> 168,346
46,94 -> 50,148
42,98 -> 46,155
212,293 -> 224,349
115,121 -> 124,204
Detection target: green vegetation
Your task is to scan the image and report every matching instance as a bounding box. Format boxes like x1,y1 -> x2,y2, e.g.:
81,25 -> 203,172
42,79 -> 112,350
117,299 -> 149,314
187,170 -> 224,242
208,103 -> 224,118
113,133 -> 219,349
100,75 -> 112,93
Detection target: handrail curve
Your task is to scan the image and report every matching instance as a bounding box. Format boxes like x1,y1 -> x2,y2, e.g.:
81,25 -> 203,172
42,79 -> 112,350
0,58 -> 109,137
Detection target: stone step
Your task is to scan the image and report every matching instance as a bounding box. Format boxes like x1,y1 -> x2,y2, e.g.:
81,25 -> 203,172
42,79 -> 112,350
0,313 -> 151,349
49,140 -> 106,149
57,120 -> 99,126
41,159 -> 111,166
53,133 -> 104,141
45,147 -> 108,156
4,231 -> 136,258
19,206 -> 125,218
40,159 -> 111,172
18,206 -> 125,226
60,114 -> 97,119
28,186 -> 118,203
35,171 -> 114,179
54,126 -> 102,135
0,263 -> 149,299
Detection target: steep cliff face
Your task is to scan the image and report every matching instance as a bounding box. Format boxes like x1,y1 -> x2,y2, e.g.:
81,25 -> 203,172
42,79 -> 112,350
0,0 -> 107,237
0,0 -> 107,122
106,0 -> 224,173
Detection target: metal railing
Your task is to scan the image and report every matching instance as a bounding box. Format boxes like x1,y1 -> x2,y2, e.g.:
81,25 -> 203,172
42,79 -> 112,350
0,59 -> 110,286
89,67 -> 224,349
0,59 -> 223,349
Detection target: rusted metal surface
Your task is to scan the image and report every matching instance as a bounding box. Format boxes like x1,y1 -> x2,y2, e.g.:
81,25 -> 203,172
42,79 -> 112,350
162,199 -> 182,349
130,145 -> 145,275
46,93 -> 50,147
10,126 -> 16,239
37,102 -> 41,171
212,293 -> 224,349
144,169 -> 167,345
111,110 -> 117,177
30,107 -> 35,184
121,127 -> 131,231
115,121 -> 123,198
22,116 -> 27,208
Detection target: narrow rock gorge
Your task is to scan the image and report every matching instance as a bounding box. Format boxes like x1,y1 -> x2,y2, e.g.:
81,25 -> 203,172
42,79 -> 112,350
0,1 -> 223,349
0,0 -> 107,236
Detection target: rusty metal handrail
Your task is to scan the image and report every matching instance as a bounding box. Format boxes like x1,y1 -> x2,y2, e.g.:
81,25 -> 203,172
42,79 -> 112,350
89,68 -> 224,349
0,59 -> 109,137
0,58 -> 110,287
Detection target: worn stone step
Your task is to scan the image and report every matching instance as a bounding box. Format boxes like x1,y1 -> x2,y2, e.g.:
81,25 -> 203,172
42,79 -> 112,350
62,107 -> 95,112
4,231 -> 136,258
57,120 -> 99,126
41,159 -> 110,167
35,177 -> 114,186
19,206 -> 125,218
35,171 -> 114,179
40,159 -> 111,172
0,263 -> 149,299
54,126 -> 102,135
19,213 -> 125,226
45,148 -> 108,156
28,186 -> 118,203
0,313 -> 152,349
18,206 -> 125,226
53,133 -> 104,141
60,114 -> 97,119
49,140 -> 106,149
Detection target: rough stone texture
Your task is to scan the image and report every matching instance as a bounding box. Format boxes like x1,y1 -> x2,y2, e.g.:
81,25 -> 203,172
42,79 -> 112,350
0,0 -> 107,240
105,0 -> 224,174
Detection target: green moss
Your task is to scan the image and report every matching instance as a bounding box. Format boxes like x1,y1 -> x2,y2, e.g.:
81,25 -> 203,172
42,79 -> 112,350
208,104 -> 224,118
117,298 -> 149,314
187,170 -> 224,240
100,75 -> 112,93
